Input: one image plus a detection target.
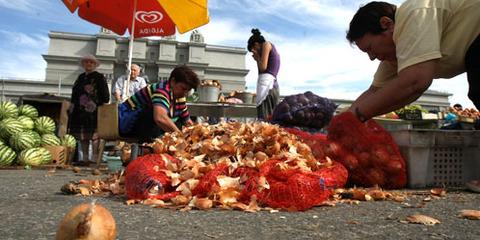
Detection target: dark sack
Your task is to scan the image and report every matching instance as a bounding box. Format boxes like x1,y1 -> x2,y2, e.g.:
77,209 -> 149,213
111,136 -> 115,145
272,91 -> 337,129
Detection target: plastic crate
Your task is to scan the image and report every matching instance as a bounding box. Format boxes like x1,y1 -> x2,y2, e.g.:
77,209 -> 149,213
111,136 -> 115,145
390,130 -> 480,188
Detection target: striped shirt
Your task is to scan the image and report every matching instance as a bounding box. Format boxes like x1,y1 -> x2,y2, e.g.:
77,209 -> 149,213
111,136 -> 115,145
124,81 -> 189,123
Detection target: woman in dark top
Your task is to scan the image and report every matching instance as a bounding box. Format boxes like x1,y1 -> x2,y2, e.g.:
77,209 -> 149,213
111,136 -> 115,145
247,28 -> 281,120
69,54 -> 110,164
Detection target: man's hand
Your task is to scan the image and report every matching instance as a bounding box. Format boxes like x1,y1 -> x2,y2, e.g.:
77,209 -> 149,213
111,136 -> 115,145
114,90 -> 122,102
153,105 -> 181,133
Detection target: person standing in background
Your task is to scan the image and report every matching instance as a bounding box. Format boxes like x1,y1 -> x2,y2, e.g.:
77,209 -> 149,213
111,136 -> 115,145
247,28 -> 281,120
112,64 -> 147,102
69,54 -> 110,165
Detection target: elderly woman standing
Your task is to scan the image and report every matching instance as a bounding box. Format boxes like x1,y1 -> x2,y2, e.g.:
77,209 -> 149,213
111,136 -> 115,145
69,54 -> 110,165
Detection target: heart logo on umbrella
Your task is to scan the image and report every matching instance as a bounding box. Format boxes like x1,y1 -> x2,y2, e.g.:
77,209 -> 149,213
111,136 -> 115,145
135,11 -> 163,24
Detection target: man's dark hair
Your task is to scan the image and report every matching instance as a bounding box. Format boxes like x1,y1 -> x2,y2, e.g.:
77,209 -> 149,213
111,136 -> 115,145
169,65 -> 200,90
346,1 -> 397,43
247,28 -> 266,51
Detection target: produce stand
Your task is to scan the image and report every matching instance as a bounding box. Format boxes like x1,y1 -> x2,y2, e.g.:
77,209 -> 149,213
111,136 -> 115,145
187,102 -> 257,118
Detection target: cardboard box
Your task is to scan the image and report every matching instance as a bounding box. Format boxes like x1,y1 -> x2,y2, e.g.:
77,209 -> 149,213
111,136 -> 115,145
97,103 -> 120,140
44,145 -> 68,165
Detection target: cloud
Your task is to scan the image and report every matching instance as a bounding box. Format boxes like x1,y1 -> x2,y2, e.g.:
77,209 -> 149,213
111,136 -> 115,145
0,31 -> 48,79
0,0 -> 37,12
0,30 -> 48,48
177,19 -> 249,46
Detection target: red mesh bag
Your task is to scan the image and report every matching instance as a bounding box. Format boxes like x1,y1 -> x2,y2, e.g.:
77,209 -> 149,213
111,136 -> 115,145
312,161 -> 349,189
238,160 -> 348,211
327,112 -> 407,189
125,154 -> 181,200
191,163 -> 229,197
232,166 -> 261,203
284,127 -> 328,159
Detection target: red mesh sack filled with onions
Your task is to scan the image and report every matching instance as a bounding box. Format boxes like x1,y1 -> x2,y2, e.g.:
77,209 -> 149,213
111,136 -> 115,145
284,127 -> 330,160
327,112 -> 407,189
272,91 -> 337,129
235,159 -> 348,211
124,154 -> 181,200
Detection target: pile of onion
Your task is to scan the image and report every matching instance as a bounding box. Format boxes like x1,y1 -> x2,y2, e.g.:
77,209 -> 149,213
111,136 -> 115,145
56,202 -> 116,240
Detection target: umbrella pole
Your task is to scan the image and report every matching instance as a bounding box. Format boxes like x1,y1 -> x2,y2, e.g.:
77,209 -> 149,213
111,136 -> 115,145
124,0 -> 138,101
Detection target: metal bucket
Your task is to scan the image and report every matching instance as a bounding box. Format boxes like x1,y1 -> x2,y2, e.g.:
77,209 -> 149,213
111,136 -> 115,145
234,92 -> 254,104
198,86 -> 220,102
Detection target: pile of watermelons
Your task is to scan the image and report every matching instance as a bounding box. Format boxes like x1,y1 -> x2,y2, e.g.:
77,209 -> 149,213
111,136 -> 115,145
0,100 -> 76,167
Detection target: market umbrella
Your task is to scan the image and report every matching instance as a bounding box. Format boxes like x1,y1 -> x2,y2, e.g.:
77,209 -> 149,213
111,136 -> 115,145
62,0 -> 209,99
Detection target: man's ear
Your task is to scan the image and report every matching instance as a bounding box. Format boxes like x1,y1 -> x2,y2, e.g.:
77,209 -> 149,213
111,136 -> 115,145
379,16 -> 394,32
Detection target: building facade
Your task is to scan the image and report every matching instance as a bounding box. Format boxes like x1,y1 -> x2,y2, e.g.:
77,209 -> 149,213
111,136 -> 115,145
43,29 -> 249,94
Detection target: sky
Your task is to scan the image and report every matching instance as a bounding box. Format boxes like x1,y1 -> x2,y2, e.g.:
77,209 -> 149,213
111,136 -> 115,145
0,0 -> 474,108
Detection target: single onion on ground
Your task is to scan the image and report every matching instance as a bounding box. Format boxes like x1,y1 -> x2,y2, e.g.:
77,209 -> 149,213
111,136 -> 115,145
55,202 -> 116,240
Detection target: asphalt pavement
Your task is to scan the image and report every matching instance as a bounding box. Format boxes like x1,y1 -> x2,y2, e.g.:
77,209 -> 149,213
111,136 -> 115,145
0,168 -> 479,240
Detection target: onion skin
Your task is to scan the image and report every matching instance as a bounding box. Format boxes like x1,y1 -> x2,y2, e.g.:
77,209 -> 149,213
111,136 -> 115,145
56,203 -> 116,240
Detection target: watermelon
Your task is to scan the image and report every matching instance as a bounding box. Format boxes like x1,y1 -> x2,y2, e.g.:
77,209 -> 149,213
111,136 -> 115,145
18,104 -> 38,119
18,147 -> 52,166
60,134 -> 77,148
41,133 -> 61,146
0,118 -> 27,140
9,131 -> 42,151
0,139 -> 4,146
0,101 -> 18,120
34,116 -> 56,134
0,145 -> 16,166
17,116 -> 34,130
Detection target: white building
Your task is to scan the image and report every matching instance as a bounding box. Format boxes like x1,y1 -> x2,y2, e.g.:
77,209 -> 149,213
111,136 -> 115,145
43,29 -> 249,94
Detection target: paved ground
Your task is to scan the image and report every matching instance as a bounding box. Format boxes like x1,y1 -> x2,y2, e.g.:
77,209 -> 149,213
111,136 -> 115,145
0,168 -> 479,240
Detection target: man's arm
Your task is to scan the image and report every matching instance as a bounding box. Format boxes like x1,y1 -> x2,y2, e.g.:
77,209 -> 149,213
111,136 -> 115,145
355,85 -> 380,103
153,105 -> 181,133
139,77 -> 147,89
350,59 -> 437,120
113,77 -> 123,102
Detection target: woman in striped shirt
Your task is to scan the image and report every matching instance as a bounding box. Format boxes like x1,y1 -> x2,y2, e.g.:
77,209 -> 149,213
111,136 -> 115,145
118,66 -> 200,142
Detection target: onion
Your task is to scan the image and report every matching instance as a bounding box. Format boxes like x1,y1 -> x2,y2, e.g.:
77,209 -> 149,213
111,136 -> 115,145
325,142 -> 342,157
342,154 -> 359,170
56,202 -> 116,240
365,168 -> 385,187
